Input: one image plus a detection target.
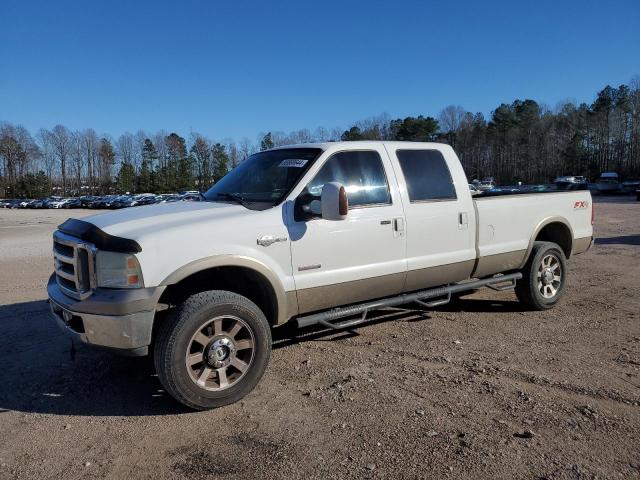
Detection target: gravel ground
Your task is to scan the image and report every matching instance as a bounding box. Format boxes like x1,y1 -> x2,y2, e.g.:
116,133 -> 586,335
0,199 -> 639,480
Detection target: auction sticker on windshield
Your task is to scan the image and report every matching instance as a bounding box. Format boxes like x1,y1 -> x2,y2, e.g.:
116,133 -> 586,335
278,159 -> 308,168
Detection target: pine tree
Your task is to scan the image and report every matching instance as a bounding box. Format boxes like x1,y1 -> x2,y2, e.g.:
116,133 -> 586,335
98,138 -> 115,193
164,133 -> 187,192
116,162 -> 136,193
138,139 -> 157,192
260,132 -> 274,151
212,143 -> 229,182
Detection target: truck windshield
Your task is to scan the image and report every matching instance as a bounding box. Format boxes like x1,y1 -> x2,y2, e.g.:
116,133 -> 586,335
203,148 -> 322,208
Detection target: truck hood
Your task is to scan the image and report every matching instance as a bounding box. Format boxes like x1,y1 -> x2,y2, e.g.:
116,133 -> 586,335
82,201 -> 249,241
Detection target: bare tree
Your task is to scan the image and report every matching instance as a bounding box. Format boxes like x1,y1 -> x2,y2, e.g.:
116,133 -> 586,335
80,129 -> 99,194
239,137 -> 253,162
438,105 -> 466,147
48,125 -> 72,195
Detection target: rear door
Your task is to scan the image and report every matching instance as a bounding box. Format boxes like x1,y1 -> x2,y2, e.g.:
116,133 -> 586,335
287,146 -> 407,314
385,145 -> 476,291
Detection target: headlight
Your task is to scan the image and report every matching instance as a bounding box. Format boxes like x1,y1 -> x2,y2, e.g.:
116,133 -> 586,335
96,251 -> 144,288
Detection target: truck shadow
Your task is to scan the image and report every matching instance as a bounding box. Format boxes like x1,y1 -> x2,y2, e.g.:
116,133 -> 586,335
0,299 -> 187,417
594,234 -> 640,246
0,297 -> 521,417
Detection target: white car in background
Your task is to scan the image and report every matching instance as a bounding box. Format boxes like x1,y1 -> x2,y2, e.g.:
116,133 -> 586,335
49,198 -> 72,209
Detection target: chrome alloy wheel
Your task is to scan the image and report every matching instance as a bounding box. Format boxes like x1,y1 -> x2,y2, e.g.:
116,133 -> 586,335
537,253 -> 562,299
185,315 -> 255,391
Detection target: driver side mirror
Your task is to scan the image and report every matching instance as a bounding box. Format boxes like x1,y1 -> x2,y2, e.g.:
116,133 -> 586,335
294,182 -> 349,222
320,182 -> 348,220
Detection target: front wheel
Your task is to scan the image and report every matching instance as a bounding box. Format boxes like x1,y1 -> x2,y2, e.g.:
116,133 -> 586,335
515,241 -> 567,310
154,290 -> 271,410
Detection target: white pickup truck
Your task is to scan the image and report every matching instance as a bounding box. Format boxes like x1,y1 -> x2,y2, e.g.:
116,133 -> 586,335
48,141 -> 593,409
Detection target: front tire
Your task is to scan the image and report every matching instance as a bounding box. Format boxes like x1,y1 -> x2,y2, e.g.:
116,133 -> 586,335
515,241 -> 567,310
154,290 -> 271,410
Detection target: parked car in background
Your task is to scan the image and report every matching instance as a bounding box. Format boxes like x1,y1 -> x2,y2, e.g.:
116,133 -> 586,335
486,186 -> 520,195
595,172 -> 621,194
554,176 -> 587,184
159,194 -> 182,203
110,195 -> 133,209
42,196 -> 63,208
621,178 -> 640,194
554,176 -> 588,191
181,193 -> 202,202
91,195 -> 119,209
27,199 -> 45,208
62,198 -> 83,208
136,194 -> 160,206
468,184 -> 481,195
79,196 -> 100,208
48,198 -> 73,209
476,177 -> 495,191
0,199 -> 21,208
107,195 -> 132,209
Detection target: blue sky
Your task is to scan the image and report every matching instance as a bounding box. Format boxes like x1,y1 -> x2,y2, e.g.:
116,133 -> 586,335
1,0 -> 639,141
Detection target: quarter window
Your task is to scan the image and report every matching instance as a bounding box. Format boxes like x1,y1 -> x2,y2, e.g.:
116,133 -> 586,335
396,149 -> 457,201
307,151 -> 391,207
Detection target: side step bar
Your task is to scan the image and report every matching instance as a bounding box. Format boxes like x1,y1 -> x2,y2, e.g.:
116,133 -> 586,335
295,272 -> 522,330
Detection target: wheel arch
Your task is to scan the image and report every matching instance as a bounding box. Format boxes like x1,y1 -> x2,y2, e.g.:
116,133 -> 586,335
158,256 -> 296,326
520,217 -> 573,268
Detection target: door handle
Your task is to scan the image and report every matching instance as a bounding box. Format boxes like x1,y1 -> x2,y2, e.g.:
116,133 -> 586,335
393,217 -> 405,237
380,220 -> 391,225
458,212 -> 468,229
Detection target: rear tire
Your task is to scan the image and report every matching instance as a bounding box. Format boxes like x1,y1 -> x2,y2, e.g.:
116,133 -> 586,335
515,241 -> 567,310
154,290 -> 271,410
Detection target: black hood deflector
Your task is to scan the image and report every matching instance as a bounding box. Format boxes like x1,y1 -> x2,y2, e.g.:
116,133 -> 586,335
58,218 -> 142,253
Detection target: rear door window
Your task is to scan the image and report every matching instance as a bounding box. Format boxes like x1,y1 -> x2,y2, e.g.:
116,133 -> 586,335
396,149 -> 457,201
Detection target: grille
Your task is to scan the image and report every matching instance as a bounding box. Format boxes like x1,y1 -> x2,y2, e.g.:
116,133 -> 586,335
53,231 -> 95,299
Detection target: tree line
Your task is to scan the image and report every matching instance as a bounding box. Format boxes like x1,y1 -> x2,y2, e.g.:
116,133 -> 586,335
1,78 -> 639,198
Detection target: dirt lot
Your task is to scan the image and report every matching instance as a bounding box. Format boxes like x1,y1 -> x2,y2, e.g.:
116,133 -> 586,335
0,199 -> 639,480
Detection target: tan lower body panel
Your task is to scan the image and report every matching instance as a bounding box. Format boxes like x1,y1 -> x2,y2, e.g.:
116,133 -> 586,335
472,250 -> 526,278
296,260 -> 477,315
296,272 -> 405,314
404,260 -> 475,292
571,236 -> 593,255
283,291 -> 299,323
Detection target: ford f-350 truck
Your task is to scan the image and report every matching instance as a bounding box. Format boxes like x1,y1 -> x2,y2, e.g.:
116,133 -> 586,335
48,142 -> 593,409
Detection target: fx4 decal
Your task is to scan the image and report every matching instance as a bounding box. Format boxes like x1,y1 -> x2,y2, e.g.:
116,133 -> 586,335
573,200 -> 590,209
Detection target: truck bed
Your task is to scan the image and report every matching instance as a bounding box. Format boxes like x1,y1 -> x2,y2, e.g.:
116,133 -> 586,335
472,189 -> 593,278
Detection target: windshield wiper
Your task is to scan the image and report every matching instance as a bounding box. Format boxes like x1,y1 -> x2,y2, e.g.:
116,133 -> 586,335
216,192 -> 251,207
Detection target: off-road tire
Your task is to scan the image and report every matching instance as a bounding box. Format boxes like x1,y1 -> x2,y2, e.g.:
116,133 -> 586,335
154,290 -> 271,410
515,241 -> 567,310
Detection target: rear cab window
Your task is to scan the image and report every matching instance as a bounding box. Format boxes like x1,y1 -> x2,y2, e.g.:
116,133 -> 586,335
396,149 -> 457,202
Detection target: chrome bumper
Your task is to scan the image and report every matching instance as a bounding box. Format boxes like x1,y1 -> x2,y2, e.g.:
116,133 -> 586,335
47,275 -> 160,355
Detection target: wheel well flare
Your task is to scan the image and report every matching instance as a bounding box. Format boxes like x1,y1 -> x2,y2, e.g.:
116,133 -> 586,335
535,222 -> 572,258
158,266 -> 279,325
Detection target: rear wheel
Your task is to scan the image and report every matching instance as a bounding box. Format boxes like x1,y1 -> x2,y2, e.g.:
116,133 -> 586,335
154,290 -> 271,410
515,241 -> 567,310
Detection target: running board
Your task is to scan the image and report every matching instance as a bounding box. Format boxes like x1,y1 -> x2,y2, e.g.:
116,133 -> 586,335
295,273 -> 522,330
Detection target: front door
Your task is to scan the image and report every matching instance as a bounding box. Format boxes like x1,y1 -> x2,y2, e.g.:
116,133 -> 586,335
287,147 -> 407,314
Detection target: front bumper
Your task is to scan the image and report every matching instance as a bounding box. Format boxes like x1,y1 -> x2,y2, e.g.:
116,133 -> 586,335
47,275 -> 164,355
